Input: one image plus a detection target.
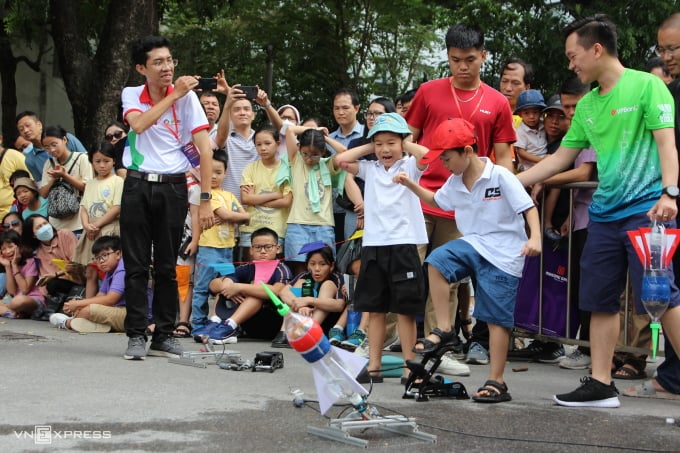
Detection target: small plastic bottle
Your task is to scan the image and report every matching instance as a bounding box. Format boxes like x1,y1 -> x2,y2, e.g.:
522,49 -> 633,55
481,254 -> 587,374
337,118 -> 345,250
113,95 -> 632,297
301,278 -> 314,297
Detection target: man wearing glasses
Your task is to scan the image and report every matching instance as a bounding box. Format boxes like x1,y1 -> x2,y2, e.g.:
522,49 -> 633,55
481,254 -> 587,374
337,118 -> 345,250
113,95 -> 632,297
120,35 -> 214,361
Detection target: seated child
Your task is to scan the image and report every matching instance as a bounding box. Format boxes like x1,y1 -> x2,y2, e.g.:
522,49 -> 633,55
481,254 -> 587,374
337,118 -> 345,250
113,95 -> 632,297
48,235 -> 128,333
200,227 -> 293,344
395,118 -> 541,402
0,230 -> 44,318
271,245 -> 347,348
13,177 -> 48,219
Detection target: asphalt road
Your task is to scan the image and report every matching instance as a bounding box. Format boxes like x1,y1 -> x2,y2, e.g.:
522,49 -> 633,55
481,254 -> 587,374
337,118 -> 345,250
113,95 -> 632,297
1,319 -> 678,452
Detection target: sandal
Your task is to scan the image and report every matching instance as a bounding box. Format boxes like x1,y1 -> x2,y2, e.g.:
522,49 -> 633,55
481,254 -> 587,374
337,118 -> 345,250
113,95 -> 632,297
613,364 -> 647,380
357,367 -> 383,384
472,379 -> 512,403
412,328 -> 455,354
172,322 -> 192,338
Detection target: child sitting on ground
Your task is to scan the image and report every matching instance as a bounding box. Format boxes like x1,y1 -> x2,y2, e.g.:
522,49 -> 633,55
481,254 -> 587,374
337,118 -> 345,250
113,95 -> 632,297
395,118 -> 541,402
201,227 -> 293,344
0,230 -> 44,318
49,235 -> 129,333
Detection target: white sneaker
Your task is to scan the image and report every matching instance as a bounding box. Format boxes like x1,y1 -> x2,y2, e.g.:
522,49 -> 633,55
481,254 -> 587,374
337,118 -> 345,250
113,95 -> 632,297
49,313 -> 71,330
210,336 -> 237,345
429,353 -> 470,376
354,340 -> 370,358
559,349 -> 591,370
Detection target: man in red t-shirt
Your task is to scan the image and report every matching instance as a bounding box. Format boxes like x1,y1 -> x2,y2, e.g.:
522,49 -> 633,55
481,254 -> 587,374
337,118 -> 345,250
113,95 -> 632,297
405,23 -> 516,373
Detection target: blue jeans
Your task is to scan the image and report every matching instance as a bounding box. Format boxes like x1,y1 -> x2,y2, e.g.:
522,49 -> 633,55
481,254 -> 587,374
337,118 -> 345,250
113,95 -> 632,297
121,177 -> 187,338
190,246 -> 233,327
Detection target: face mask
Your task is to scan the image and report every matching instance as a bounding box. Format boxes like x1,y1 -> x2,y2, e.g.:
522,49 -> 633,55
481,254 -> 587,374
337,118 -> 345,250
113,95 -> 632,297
35,224 -> 54,242
22,144 -> 33,155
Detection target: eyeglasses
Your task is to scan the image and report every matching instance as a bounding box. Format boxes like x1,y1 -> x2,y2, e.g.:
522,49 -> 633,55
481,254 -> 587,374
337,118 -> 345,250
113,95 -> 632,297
148,58 -> 178,69
655,44 -> 680,57
544,112 -> 566,121
105,130 -> 125,141
300,152 -> 321,161
252,244 -> 277,252
364,111 -> 384,119
92,251 -> 115,263
2,220 -> 21,229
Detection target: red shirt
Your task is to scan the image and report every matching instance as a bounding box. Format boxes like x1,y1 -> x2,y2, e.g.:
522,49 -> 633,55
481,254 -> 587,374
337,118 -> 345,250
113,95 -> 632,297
406,78 -> 516,218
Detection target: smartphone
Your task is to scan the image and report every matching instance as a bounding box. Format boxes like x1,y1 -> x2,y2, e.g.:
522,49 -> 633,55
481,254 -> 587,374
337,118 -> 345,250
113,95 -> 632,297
239,85 -> 258,100
178,235 -> 192,260
197,77 -> 217,91
36,275 -> 49,287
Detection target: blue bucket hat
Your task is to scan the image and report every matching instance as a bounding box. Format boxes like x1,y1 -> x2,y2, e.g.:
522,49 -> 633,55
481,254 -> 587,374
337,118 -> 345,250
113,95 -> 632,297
367,112 -> 411,139
514,89 -> 547,114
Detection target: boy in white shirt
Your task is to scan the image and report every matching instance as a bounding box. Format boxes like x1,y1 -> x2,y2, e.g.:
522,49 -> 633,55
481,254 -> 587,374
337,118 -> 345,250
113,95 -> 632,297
395,118 -> 541,402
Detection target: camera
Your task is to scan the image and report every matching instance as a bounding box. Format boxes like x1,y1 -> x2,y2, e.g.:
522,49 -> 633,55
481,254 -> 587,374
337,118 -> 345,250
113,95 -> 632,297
239,85 -> 258,100
197,77 -> 217,91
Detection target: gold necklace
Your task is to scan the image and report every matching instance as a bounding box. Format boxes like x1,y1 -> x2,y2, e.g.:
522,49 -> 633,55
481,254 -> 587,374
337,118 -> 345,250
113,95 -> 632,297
455,85 -> 481,103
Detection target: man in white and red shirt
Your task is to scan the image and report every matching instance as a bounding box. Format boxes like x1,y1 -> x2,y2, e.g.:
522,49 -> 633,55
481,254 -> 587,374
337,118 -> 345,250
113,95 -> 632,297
120,35 -> 214,361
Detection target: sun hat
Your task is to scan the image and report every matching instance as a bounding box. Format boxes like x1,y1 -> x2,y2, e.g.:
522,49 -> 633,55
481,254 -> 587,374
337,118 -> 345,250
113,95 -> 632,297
367,112 -> 411,139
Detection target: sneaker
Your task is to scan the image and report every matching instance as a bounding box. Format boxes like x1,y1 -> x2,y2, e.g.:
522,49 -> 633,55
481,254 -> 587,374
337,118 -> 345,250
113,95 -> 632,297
49,313 -> 71,329
271,331 -> 291,348
148,335 -> 183,358
429,353 -> 470,376
560,349 -> 591,370
209,322 -> 237,343
508,340 -> 546,360
466,341 -> 489,365
537,345 -> 566,364
354,340 -> 370,358
340,328 -> 366,351
123,336 -> 147,360
553,376 -> 620,408
328,327 -> 346,346
69,318 -> 111,333
192,321 -> 220,343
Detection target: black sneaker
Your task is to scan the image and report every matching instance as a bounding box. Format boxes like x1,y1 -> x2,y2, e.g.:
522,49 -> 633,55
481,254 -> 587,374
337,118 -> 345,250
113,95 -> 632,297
537,345 -> 566,363
270,331 -> 291,348
553,376 -> 620,408
508,340 -> 546,360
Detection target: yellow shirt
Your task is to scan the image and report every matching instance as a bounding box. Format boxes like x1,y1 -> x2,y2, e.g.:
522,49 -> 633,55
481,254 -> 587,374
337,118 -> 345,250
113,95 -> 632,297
287,156 -> 338,226
199,188 -> 241,248
0,149 -> 29,219
239,160 -> 291,238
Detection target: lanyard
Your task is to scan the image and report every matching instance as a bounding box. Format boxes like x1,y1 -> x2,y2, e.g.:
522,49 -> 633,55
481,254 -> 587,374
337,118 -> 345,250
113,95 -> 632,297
162,104 -> 182,145
449,77 -> 485,123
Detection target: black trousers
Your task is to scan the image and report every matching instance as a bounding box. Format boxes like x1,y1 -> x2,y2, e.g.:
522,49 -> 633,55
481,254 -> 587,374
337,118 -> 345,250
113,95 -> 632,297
121,176 -> 187,338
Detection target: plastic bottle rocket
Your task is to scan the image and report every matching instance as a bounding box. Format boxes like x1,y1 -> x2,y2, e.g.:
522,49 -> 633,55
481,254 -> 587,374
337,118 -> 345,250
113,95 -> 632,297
260,283 -> 369,415
641,216 -> 671,359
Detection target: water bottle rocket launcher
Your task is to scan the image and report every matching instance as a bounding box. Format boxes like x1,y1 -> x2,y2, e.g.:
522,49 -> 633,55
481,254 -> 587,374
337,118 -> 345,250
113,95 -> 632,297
627,219 -> 680,358
259,282 -> 370,416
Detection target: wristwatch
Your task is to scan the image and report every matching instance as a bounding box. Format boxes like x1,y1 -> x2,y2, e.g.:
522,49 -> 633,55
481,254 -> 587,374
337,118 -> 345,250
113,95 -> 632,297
200,192 -> 212,202
662,185 -> 679,199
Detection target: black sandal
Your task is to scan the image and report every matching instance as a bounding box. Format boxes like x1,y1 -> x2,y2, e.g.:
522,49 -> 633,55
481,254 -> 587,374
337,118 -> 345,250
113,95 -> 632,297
472,380 -> 512,403
412,328 -> 455,354
172,322 -> 192,338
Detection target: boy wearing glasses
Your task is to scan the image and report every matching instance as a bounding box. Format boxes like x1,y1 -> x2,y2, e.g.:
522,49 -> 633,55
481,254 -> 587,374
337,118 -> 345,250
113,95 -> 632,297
50,235 -> 137,333
204,227 -> 292,343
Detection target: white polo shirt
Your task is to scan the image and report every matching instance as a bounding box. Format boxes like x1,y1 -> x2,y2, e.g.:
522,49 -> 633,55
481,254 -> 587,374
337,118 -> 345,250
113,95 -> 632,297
122,84 -> 209,173
434,158 -> 534,277
357,156 -> 428,247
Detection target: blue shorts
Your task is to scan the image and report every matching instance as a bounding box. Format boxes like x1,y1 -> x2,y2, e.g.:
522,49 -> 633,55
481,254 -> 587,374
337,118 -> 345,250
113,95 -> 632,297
284,224 -> 335,262
426,239 -> 519,328
580,213 -> 680,314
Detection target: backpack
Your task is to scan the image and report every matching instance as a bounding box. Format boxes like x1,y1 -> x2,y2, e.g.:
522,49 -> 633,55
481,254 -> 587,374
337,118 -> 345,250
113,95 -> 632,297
47,155 -> 81,219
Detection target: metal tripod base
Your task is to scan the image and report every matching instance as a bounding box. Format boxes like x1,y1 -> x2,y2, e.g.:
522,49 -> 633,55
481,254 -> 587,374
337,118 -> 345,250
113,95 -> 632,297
307,415 -> 436,448
168,350 -> 239,368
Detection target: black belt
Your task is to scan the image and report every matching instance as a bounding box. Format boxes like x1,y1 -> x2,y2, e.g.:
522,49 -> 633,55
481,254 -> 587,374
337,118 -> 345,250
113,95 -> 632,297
127,170 -> 186,184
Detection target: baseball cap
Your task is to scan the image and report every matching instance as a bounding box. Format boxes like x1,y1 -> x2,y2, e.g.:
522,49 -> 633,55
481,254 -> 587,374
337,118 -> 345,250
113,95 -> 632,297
367,112 -> 411,139
542,94 -> 564,113
13,177 -> 38,195
419,118 -> 477,165
514,89 -> 546,114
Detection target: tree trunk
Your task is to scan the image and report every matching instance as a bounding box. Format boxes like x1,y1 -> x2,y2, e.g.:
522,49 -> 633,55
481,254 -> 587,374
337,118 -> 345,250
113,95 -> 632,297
49,0 -> 160,151
0,23 -> 19,144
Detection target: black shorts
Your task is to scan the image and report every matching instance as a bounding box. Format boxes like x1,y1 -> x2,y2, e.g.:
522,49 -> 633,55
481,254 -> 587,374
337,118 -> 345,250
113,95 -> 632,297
353,244 -> 426,315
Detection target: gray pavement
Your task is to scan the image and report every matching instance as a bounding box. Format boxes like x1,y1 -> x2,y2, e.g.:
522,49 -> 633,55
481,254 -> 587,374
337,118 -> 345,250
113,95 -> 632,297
1,319 -> 679,452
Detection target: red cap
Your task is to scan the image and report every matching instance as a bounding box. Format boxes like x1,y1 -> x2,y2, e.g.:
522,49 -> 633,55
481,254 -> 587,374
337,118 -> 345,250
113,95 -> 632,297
419,118 -> 477,165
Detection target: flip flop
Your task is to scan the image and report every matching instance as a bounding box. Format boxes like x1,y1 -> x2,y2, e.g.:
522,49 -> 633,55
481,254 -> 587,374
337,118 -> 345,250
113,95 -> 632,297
612,364 -> 647,380
172,322 -> 192,338
622,380 -> 680,400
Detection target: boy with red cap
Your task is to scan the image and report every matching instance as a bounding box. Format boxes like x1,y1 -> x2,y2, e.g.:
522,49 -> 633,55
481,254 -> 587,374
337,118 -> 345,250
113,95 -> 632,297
394,118 -> 541,403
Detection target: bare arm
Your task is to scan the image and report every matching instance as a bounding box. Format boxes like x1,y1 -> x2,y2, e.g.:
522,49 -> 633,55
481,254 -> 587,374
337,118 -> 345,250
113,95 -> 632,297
521,206 -> 542,257
393,172 -> 438,208
492,142 -> 514,172
649,127 -> 680,220
213,205 -> 250,224
125,76 -> 198,134
517,146 -> 581,187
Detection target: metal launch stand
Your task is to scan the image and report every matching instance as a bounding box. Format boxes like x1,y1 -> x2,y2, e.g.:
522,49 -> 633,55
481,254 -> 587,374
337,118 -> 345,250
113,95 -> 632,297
307,413 -> 436,448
